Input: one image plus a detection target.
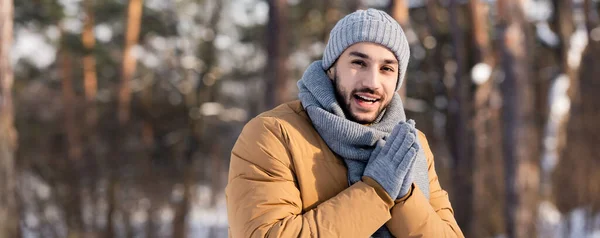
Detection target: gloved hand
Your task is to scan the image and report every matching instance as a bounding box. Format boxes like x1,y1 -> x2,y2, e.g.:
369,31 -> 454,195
396,120 -> 418,199
363,120 -> 420,199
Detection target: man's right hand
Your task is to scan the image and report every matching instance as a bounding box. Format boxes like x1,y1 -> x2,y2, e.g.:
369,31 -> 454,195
363,120 -> 420,199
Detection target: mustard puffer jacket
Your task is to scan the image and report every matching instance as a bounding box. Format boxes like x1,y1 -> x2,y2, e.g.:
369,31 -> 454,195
226,101 -> 464,238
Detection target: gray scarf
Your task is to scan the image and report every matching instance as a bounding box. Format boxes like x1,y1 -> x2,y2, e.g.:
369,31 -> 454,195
297,61 -> 430,237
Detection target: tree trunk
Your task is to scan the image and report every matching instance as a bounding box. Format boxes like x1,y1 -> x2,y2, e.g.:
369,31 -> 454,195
447,0 -> 474,234
349,0 -> 365,11
389,0 -> 411,101
146,207 -> 154,238
81,2 -> 101,234
468,0 -> 505,236
105,177 -> 118,238
542,0 -> 585,201
469,0 -> 493,63
172,166 -> 192,238
497,0 -> 540,236
118,0 -> 144,125
82,0 -> 98,128
59,31 -> 85,237
173,1 -> 223,236
322,0 -> 340,42
210,143 -> 222,206
559,42 -> 600,211
0,0 -> 19,236
553,18 -> 600,217
60,47 -> 82,162
265,0 -> 289,109
583,0 -> 598,35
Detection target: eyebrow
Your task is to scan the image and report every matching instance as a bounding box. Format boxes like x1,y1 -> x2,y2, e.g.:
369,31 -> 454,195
349,51 -> 398,65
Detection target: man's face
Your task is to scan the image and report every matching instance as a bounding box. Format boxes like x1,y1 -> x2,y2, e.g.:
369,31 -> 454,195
328,42 -> 399,124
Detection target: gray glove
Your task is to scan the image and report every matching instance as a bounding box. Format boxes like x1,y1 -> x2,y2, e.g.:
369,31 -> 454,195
364,120 -> 420,199
396,120 -> 418,199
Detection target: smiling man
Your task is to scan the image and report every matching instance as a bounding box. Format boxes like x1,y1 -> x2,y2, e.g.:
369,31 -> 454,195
226,8 -> 463,238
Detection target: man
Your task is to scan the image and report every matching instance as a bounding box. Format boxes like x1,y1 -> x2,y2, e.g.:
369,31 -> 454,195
226,8 -> 464,238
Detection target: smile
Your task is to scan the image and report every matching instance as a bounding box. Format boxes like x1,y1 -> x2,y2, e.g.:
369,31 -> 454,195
354,95 -> 379,102
352,94 -> 381,109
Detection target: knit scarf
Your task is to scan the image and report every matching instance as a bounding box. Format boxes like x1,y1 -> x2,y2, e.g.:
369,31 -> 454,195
297,61 -> 430,237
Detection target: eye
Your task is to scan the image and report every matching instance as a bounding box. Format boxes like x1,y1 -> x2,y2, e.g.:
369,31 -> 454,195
382,66 -> 395,72
352,60 -> 366,67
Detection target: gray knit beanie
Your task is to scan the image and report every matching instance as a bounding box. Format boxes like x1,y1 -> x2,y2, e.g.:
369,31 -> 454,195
322,8 -> 410,90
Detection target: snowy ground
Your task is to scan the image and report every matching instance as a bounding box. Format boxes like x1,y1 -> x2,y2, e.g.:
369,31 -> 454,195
187,185 -> 228,238
538,201 -> 600,238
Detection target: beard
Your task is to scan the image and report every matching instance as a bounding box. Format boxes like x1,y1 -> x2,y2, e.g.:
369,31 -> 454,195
332,74 -> 389,124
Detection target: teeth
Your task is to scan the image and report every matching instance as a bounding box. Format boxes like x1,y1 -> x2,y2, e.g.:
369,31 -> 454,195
357,95 -> 377,102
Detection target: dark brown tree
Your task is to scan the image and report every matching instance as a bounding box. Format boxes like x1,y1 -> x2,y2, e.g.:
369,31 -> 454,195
348,0 -> 365,11
389,0 -> 411,100
555,41 -> 600,214
554,5 -> 600,216
447,0 -> 474,234
60,40 -> 82,164
497,0 -> 540,236
58,28 -> 85,237
265,0 -> 290,109
323,0 -> 341,42
468,0 -> 505,237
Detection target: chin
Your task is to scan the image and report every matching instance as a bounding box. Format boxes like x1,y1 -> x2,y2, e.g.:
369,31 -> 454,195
349,113 -> 378,124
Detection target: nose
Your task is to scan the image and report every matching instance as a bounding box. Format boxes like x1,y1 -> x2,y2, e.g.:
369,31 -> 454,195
360,66 -> 381,90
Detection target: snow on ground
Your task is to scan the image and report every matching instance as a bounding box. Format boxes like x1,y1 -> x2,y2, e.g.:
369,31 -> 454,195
187,185 -> 228,238
539,201 -> 600,238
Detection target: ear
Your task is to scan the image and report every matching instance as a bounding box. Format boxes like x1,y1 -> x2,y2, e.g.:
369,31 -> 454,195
326,66 -> 335,80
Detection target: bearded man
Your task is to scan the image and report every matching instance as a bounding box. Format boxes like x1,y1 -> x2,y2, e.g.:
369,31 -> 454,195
226,8 -> 464,238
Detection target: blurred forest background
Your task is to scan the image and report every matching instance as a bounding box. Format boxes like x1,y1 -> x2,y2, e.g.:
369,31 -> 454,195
1,0 -> 600,237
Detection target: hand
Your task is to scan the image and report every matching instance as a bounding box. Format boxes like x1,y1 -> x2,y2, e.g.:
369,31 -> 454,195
363,120 -> 420,199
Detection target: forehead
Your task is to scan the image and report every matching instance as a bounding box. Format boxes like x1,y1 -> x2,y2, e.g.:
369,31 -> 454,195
340,42 -> 396,60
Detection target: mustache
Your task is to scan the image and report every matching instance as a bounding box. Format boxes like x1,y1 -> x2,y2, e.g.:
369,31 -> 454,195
352,88 -> 383,97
